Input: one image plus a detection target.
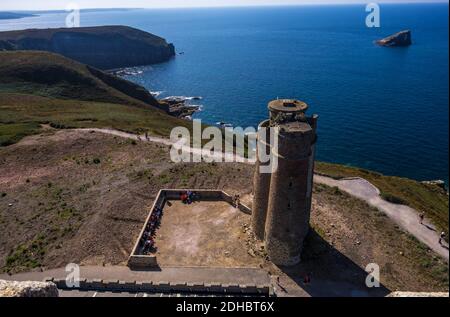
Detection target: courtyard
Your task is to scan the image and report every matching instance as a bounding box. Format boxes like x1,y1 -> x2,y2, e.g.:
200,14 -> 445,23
154,199 -> 262,267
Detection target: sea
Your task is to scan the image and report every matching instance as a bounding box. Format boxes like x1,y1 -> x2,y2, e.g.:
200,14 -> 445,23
1,3 -> 448,183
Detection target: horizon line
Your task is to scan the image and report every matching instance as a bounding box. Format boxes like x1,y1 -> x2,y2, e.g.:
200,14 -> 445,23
1,1 -> 448,12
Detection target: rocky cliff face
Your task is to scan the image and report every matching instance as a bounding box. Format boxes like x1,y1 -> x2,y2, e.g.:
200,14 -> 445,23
0,280 -> 58,297
0,26 -> 175,69
376,30 -> 412,47
86,65 -> 163,109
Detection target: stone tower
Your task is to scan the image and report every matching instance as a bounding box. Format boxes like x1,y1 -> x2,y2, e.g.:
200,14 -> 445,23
251,99 -> 318,266
251,119 -> 272,241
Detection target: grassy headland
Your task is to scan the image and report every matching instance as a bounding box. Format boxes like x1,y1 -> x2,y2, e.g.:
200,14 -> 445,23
0,25 -> 175,69
0,51 -> 190,146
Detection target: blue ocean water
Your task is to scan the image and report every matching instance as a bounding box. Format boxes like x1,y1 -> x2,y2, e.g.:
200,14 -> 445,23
1,4 -> 448,182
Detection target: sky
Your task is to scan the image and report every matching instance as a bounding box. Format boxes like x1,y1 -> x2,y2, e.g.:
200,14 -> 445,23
0,0 -> 448,11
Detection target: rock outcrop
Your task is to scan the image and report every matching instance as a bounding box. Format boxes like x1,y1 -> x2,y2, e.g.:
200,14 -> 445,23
376,30 -> 412,47
160,96 -> 201,118
421,180 -> 447,191
0,25 -> 175,69
0,280 -> 58,297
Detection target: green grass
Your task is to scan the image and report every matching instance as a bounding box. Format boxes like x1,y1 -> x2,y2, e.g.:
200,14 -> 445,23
405,233 -> 449,286
0,50 -> 162,107
0,93 -> 191,144
0,122 -> 41,146
0,51 -> 191,145
0,52 -> 240,151
4,235 -> 48,272
316,162 -> 449,238
0,93 -> 235,155
380,192 -> 408,205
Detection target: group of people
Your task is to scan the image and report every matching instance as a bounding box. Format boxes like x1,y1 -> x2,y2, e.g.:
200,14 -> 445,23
141,206 -> 163,254
419,212 -> 447,246
233,194 -> 240,208
180,190 -> 196,204
136,132 -> 151,142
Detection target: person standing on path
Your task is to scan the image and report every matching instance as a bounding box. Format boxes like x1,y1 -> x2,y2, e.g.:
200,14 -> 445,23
419,212 -> 425,225
234,194 -> 240,208
439,232 -> 446,245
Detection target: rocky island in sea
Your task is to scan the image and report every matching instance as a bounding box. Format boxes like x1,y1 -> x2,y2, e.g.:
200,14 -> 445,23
376,30 -> 412,47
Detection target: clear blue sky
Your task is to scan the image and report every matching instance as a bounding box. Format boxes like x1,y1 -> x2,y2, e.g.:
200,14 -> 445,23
1,0 -> 448,11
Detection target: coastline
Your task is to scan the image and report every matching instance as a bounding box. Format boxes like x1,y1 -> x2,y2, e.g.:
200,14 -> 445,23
160,96 -> 203,119
110,68 -> 203,120
0,4 -> 448,299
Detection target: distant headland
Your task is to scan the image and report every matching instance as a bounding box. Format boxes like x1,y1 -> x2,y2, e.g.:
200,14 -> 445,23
0,25 -> 176,69
0,12 -> 36,20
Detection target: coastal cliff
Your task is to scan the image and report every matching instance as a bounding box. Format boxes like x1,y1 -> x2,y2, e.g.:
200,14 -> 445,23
376,30 -> 412,47
0,25 -> 175,69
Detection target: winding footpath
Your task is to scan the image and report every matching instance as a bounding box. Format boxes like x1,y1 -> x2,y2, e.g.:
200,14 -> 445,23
80,128 -> 449,261
314,176 -> 449,261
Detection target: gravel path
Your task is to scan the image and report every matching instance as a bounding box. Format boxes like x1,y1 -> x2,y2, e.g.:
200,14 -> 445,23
78,128 -> 249,163
314,175 -> 449,261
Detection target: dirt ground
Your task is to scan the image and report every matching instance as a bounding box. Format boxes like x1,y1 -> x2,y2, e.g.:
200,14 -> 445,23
0,129 -> 252,273
155,200 -> 261,267
0,128 -> 447,294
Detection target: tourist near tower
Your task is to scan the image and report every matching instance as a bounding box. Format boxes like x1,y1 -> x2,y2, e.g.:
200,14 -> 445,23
252,99 -> 318,266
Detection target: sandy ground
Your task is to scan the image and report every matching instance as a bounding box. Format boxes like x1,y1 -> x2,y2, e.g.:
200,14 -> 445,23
146,200 -> 261,267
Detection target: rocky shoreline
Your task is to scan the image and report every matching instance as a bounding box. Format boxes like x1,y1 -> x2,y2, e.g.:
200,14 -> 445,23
108,68 -> 202,119
421,180 -> 448,191
160,96 -> 202,119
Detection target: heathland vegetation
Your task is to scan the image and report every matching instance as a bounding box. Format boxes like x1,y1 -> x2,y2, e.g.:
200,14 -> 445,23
0,51 -> 190,146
